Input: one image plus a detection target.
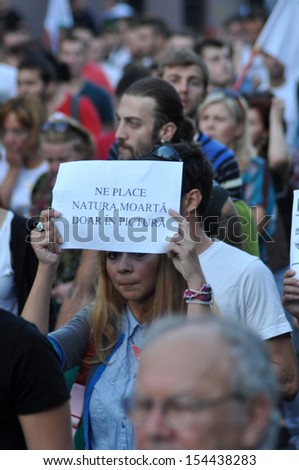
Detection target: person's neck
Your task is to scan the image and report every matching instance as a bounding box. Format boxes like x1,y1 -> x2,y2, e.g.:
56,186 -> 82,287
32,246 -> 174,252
188,218 -> 214,255
128,300 -> 151,324
23,151 -> 43,169
194,230 -> 214,255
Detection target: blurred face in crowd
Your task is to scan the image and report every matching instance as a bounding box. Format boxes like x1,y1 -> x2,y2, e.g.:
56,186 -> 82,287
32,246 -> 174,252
17,68 -> 47,99
41,140 -> 83,185
161,65 -> 205,117
115,94 -> 158,159
200,46 -> 233,89
225,19 -> 245,42
59,39 -> 86,78
243,17 -> 264,45
199,102 -> 242,149
134,25 -> 156,59
1,112 -> 30,160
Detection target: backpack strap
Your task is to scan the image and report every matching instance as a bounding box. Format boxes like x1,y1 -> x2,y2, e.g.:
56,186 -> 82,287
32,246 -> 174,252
70,94 -> 80,121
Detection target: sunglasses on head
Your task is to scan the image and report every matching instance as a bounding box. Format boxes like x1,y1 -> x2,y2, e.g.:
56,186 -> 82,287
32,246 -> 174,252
40,120 -> 85,136
150,144 -> 182,162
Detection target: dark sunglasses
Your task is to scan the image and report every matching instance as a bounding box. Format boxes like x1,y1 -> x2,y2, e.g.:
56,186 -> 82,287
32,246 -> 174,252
150,144 -> 182,162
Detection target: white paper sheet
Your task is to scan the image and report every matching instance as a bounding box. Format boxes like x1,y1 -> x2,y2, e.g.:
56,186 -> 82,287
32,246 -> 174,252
51,160 -> 183,253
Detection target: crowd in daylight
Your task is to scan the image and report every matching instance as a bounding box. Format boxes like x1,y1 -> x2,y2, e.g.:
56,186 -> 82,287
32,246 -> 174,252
1,0 -> 299,452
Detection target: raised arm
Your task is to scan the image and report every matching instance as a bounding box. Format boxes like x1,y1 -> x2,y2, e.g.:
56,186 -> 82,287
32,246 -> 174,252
166,209 -> 212,318
268,98 -> 291,172
22,209 -> 62,334
283,269 -> 299,327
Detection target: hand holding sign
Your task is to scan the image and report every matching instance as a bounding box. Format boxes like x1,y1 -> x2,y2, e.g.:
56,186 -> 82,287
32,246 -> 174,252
51,160 -> 183,253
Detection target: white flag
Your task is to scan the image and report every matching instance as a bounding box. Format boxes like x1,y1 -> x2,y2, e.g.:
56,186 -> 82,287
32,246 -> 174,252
255,0 -> 299,72
43,0 -> 74,53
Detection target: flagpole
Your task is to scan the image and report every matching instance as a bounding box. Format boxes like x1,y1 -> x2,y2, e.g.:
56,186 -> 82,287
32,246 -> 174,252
232,48 -> 260,91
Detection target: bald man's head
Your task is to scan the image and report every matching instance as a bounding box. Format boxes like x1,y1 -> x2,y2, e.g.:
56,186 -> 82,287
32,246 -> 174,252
131,316 -> 279,450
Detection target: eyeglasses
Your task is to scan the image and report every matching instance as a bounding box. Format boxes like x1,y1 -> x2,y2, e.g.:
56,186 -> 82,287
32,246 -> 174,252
124,392 -> 245,429
150,144 -> 182,162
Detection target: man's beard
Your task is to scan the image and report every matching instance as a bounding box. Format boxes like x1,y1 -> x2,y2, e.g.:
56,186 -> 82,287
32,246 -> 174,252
118,137 -> 157,160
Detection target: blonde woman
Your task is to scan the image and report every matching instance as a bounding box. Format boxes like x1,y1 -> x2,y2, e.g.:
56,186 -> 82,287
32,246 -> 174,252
198,90 -> 277,263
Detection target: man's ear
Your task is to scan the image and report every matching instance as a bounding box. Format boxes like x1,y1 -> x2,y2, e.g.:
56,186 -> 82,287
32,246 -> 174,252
241,396 -> 273,450
181,189 -> 202,217
158,122 -> 177,142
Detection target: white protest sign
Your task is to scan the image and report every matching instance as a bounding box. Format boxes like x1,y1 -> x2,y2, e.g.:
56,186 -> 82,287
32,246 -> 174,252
290,189 -> 299,279
51,160 -> 183,253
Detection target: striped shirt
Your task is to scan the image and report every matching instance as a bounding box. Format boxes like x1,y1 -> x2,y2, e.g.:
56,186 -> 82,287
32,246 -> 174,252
195,132 -> 242,199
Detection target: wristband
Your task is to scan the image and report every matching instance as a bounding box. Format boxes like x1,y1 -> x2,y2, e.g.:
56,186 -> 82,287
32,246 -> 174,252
183,284 -> 213,304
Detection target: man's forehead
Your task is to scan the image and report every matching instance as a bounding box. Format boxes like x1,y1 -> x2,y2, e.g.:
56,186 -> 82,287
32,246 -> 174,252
138,328 -> 231,390
118,94 -> 156,117
60,40 -> 83,53
143,326 -> 226,363
19,68 -> 41,79
203,46 -> 231,58
163,64 -> 203,78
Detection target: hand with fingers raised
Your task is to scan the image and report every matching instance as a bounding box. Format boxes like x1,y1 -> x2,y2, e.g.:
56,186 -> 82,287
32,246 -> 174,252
30,209 -> 63,268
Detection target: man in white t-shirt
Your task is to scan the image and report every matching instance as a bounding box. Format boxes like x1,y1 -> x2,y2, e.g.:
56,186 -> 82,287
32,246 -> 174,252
147,141 -> 298,403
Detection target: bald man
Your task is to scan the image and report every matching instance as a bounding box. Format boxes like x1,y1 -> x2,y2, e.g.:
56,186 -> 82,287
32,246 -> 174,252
129,315 -> 280,450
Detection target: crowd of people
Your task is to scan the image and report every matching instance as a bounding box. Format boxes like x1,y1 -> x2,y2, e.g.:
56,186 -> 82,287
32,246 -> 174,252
1,0 -> 299,451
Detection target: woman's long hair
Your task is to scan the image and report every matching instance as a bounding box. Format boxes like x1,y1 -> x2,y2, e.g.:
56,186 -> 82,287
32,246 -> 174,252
90,252 -> 187,363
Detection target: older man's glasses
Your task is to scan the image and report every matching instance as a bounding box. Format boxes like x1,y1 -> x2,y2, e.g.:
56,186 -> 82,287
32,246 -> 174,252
124,392 -> 245,429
